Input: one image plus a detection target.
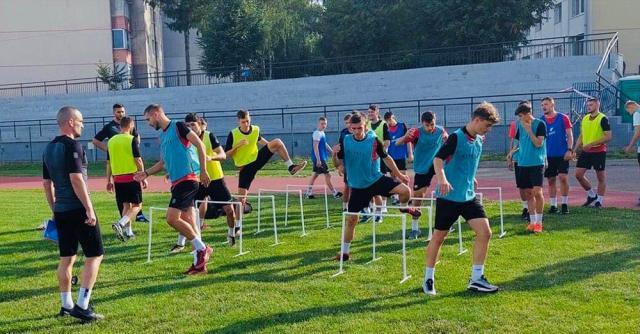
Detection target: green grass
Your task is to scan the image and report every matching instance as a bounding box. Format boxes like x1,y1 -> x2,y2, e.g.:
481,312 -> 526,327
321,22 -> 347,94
0,189 -> 638,333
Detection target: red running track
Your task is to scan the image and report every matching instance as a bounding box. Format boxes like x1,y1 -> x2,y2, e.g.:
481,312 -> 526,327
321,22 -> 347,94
1,173 -> 638,210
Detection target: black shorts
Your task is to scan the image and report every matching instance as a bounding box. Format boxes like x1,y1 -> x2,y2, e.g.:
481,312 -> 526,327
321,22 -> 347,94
169,180 -> 200,210
413,169 -> 435,191
434,197 -> 487,231
238,146 -> 274,190
114,181 -> 142,205
514,163 -> 522,188
313,161 -> 329,174
196,178 -> 233,203
544,157 -> 570,178
516,165 -> 544,189
576,151 -> 606,171
348,176 -> 400,213
54,207 -> 104,258
393,159 -> 406,171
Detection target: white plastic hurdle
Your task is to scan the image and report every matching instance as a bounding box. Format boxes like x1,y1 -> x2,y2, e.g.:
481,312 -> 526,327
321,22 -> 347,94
258,188 -> 306,237
233,194 -> 280,246
408,197 -> 436,241
332,212 -> 411,284
286,184 -> 331,229
196,200 -> 249,257
476,186 -> 506,238
429,191 -> 484,255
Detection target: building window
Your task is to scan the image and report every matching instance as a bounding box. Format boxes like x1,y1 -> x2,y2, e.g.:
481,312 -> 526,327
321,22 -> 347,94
554,3 -> 562,24
554,45 -> 564,57
535,21 -> 542,32
572,34 -> 585,56
571,0 -> 585,17
112,29 -> 128,49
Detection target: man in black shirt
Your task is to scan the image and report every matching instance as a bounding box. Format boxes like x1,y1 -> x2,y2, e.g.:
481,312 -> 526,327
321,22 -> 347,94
43,106 -> 104,321
92,103 -> 148,222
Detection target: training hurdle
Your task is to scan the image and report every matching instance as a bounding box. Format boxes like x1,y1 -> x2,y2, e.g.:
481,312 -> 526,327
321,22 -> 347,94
233,194 -> 280,246
196,200 -> 249,257
285,184 -> 331,229
258,188 -> 306,237
476,187 -> 506,238
408,197 -> 436,241
332,211 -> 411,284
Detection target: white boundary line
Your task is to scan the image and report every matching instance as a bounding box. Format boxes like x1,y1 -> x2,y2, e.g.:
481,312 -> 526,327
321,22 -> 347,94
332,212 -> 410,284
195,200 -> 248,257
258,189 -> 306,237
286,184 -> 331,229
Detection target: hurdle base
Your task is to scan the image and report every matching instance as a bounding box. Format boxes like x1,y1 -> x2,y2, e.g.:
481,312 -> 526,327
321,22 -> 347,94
457,249 -> 468,256
499,231 -> 507,238
331,270 -> 345,278
254,230 -> 264,235
270,241 -> 283,247
233,251 -> 250,257
366,256 -> 382,265
300,232 -> 308,237
400,275 -> 412,284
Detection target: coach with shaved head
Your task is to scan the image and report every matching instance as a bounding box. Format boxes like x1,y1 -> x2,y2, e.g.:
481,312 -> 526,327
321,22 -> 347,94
42,106 -> 104,322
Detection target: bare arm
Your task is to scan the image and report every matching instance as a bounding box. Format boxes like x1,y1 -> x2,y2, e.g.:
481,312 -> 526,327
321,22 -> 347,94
625,125 -> 640,153
313,140 -> 321,164
210,146 -> 227,161
42,180 -> 55,212
258,137 -> 269,146
69,173 -> 96,225
585,131 -> 612,148
92,138 -> 107,152
382,155 -> 408,183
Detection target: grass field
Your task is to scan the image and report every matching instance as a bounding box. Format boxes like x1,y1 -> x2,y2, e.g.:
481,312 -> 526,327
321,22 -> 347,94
0,189 -> 638,333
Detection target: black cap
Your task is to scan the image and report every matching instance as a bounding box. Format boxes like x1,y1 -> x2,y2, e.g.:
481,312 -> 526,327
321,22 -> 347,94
383,111 -> 393,120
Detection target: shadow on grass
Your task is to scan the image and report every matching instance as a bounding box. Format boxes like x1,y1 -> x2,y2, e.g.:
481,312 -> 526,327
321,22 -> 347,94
204,291 -> 421,333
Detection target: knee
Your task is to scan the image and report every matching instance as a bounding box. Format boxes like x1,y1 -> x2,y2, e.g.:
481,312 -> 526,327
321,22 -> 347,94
270,138 -> 284,148
476,228 -> 492,241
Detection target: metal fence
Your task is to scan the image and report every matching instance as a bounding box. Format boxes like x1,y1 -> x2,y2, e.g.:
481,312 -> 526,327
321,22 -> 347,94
1,87 -> 613,163
0,33 -> 615,99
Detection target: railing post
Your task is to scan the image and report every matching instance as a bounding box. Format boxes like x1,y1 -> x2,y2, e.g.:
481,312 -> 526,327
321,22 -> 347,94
417,100 -> 421,123
43,82 -> 47,96
38,120 -> 42,137
95,77 -> 99,92
13,121 -> 16,138
443,104 -> 447,127
323,106 -> 327,118
65,80 -> 68,94
19,83 -> 23,97
281,108 -> 285,128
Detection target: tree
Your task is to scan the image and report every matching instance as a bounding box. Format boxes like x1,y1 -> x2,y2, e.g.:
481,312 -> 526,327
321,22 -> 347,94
198,0 -> 322,80
153,0 -> 209,86
198,0 -> 264,78
96,62 -> 129,91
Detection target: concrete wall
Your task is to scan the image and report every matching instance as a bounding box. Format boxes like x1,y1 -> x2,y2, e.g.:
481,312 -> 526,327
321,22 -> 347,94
0,0 -> 113,85
591,0 -> 640,74
3,55 -> 632,161
162,25 -> 202,75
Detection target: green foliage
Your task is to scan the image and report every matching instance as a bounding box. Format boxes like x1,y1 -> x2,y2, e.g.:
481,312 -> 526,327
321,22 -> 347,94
96,62 -> 129,91
198,0 -> 322,78
153,0 -> 208,33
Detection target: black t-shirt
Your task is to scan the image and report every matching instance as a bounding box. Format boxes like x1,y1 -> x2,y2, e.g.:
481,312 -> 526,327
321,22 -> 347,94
202,132 -> 221,149
42,136 -> 87,212
337,134 -> 387,160
370,120 -> 391,141
174,121 -> 192,141
599,116 -> 611,131
224,126 -> 263,151
514,120 -> 547,140
94,120 -> 139,141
